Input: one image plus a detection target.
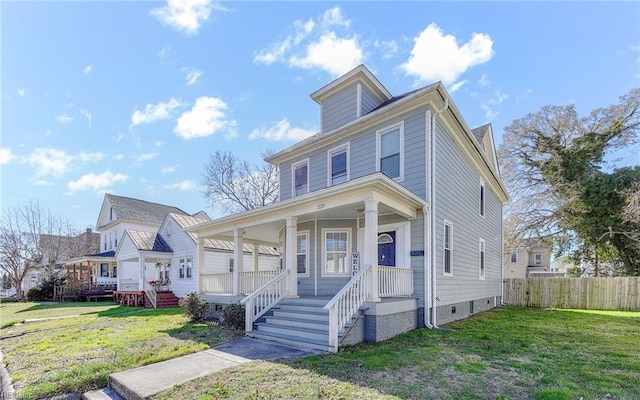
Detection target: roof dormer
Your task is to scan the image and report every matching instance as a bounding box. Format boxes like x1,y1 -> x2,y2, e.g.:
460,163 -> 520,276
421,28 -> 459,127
310,65 -> 392,134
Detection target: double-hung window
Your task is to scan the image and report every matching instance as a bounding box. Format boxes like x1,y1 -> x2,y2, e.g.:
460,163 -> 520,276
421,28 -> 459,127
479,238 -> 486,279
185,257 -> 193,278
179,258 -> 185,278
443,221 -> 453,275
292,160 -> 309,196
535,253 -> 542,265
228,258 -> 234,273
377,122 -> 403,180
480,179 -> 485,217
328,145 -> 349,186
324,230 -> 349,276
510,252 -> 517,263
297,232 -> 308,275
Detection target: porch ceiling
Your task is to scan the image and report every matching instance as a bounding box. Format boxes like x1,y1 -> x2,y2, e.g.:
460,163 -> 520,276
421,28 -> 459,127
191,173 -> 427,245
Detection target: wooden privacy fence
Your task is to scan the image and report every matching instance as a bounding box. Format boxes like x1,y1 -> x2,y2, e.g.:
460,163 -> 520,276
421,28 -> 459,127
503,277 -> 640,311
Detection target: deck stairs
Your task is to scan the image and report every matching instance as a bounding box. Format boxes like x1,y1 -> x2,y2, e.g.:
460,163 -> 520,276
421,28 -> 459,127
249,298 -> 361,352
144,291 -> 180,308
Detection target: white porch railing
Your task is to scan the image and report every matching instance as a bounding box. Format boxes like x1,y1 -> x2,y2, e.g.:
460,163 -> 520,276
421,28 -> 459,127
144,281 -> 157,309
378,266 -> 414,297
119,279 -> 138,291
95,277 -> 117,286
240,269 -> 289,332
241,270 -> 280,294
323,264 -> 372,352
200,272 -> 233,294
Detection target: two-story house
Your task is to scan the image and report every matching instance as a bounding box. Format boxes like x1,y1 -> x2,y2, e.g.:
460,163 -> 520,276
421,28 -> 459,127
63,194 -> 279,307
503,237 -> 553,278
190,65 -> 508,352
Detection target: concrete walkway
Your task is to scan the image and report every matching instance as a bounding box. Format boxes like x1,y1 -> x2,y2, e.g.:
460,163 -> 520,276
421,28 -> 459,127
84,337 -> 322,400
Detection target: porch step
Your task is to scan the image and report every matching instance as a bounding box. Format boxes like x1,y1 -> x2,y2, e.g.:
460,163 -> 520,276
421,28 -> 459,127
144,291 -> 180,309
251,298 -> 332,352
249,331 -> 332,353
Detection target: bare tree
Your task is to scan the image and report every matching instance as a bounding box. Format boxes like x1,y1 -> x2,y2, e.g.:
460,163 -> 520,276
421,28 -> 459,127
202,150 -> 279,214
0,201 -> 79,299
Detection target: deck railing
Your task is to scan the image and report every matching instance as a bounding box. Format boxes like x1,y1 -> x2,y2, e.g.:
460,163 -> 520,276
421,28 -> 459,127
119,279 -> 138,291
240,269 -> 289,332
241,270 -> 280,294
200,272 -> 233,294
143,281 -> 157,309
378,266 -> 414,297
323,264 -> 372,352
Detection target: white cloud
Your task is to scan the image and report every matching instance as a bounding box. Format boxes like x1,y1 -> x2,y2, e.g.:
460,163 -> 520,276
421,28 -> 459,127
478,73 -> 490,87
254,7 -> 364,77
480,91 -> 509,121
67,171 -> 129,194
56,113 -> 73,124
0,148 -> 14,164
26,148 -> 105,178
164,180 -> 196,190
182,67 -> 203,85
154,141 -> 164,147
80,109 -> 92,127
374,40 -> 399,60
83,65 -> 93,75
150,0 -> 225,36
130,98 -> 182,128
174,96 -> 235,139
448,80 -> 467,94
249,118 -> 316,141
135,153 -> 158,163
161,166 -> 176,173
158,43 -> 175,60
400,23 -> 494,85
17,88 -> 25,97
113,154 -> 125,160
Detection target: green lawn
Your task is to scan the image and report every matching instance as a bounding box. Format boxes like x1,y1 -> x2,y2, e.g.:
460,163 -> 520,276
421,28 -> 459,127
154,307 -> 640,400
1,304 -> 638,400
0,301 -> 242,399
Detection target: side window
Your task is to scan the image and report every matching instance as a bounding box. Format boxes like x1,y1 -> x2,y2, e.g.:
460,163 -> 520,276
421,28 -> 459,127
228,257 -> 234,273
292,160 -> 309,196
179,258 -> 185,279
535,253 -> 542,265
510,252 -> 517,263
480,179 -> 485,217
186,257 -> 193,278
443,221 -> 452,275
328,145 -> 349,186
377,122 -> 403,180
479,238 -> 486,279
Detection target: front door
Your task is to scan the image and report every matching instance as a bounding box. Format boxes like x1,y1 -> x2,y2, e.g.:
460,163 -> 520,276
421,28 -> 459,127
378,231 -> 396,267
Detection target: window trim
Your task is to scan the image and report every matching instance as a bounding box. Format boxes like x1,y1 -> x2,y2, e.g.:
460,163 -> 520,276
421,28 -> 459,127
376,121 -> 404,181
321,228 -> 352,277
443,220 -> 453,276
296,230 -> 310,277
291,158 -> 310,197
479,238 -> 486,280
480,178 -> 486,218
327,143 -> 350,187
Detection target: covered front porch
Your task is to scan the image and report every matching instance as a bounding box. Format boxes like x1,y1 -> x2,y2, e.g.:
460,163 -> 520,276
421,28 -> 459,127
63,251 -> 118,290
190,173 -> 426,351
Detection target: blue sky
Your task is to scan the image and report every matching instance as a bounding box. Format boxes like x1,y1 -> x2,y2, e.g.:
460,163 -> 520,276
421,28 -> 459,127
1,1 -> 639,230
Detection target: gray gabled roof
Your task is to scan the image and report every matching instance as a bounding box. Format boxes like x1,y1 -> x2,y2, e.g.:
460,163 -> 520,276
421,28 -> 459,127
107,194 -> 188,225
471,124 -> 491,150
125,230 -> 172,252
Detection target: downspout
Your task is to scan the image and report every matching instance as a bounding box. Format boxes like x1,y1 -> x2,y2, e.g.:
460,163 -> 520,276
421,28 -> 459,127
423,205 -> 432,328
429,97 -> 448,330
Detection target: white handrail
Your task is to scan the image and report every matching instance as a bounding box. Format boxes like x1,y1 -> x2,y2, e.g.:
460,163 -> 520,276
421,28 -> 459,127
240,269 -> 289,332
143,281 -> 157,309
323,264 -> 372,352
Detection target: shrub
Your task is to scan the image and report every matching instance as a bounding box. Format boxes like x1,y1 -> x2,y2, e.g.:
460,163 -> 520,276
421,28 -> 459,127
179,292 -> 212,322
26,272 -> 66,301
222,303 -> 245,330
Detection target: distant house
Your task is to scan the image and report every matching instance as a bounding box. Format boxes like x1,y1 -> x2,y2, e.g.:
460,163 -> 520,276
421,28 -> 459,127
190,65 -> 509,352
63,194 -> 278,307
503,238 -> 553,278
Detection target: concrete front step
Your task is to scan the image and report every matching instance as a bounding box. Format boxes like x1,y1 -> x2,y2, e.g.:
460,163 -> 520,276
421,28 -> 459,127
249,331 -> 332,352
271,309 -> 328,321
276,304 -> 330,314
255,323 -> 329,341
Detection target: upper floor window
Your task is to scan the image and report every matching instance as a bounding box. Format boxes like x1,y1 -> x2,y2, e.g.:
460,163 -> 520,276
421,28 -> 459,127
479,238 -> 486,279
292,160 -> 309,196
377,122 -> 404,180
328,144 -> 349,186
535,253 -> 542,265
443,221 -> 453,275
109,207 -> 113,221
510,252 -> 517,263
480,179 -> 485,217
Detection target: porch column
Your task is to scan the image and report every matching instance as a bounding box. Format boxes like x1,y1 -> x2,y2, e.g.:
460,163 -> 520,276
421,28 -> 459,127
233,229 -> 244,295
364,197 -> 380,302
285,216 -> 298,297
116,261 -> 122,290
252,244 -> 259,272
138,253 -> 146,291
196,237 -> 204,293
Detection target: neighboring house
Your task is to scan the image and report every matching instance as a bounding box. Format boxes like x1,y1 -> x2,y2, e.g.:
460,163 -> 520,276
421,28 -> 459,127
64,194 -> 279,306
503,237 -> 553,278
550,256 -> 573,276
190,65 -> 509,352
